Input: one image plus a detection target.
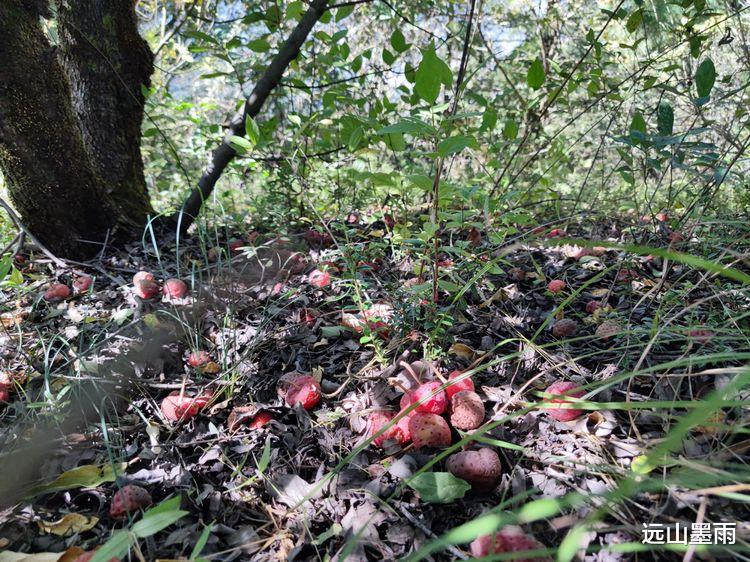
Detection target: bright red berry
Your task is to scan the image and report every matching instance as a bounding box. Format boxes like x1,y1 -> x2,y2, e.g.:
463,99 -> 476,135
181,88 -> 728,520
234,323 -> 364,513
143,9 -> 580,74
543,381 -> 585,422
109,485 -> 152,519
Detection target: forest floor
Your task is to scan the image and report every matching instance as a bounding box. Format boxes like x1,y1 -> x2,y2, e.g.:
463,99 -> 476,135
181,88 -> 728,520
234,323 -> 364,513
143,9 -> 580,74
0,212 -> 749,561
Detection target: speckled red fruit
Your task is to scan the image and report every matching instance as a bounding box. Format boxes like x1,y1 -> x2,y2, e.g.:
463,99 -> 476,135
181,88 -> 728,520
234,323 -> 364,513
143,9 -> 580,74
161,391 -> 212,422
368,410 -> 409,447
280,375 -> 321,410
187,350 -> 211,368
228,238 -> 244,253
0,389 -> 9,403
249,410 -> 274,429
688,328 -> 713,345
383,214 -> 396,229
544,381 -> 585,422
109,484 -> 152,519
134,279 -> 159,299
43,283 -> 70,302
446,448 -> 501,491
470,526 -> 549,561
73,275 -> 93,293
133,271 -> 154,284
299,308 -> 319,328
585,300 -> 602,314
308,269 -> 331,288
410,381 -> 448,414
547,279 -> 566,293
547,228 -> 565,238
409,413 -> 451,448
449,390 -> 485,430
163,278 -> 188,298
445,370 -> 474,399
552,318 -> 578,338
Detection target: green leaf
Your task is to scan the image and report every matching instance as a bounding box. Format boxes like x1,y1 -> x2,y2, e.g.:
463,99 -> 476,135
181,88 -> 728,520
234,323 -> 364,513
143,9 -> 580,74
629,112 -> 647,138
384,132 -> 405,151
415,45 -> 452,104
348,126 -> 364,151
657,102 -> 674,136
247,38 -> 270,53
89,531 -> 134,562
377,118 -> 434,135
131,504 -> 188,539
527,58 -> 545,90
189,523 -> 214,561
228,135 -> 255,154
390,28 -> 408,53
695,57 -> 716,99
626,9 -> 643,33
27,464 -> 124,497
407,174 -> 434,191
407,472 -> 471,504
438,135 -> 477,157
257,436 -> 272,474
245,116 -> 261,146
503,119 -> 519,140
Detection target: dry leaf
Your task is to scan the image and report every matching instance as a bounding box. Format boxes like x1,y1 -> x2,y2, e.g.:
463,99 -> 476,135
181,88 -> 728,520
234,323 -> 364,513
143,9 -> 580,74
37,513 -> 99,536
449,343 -> 478,360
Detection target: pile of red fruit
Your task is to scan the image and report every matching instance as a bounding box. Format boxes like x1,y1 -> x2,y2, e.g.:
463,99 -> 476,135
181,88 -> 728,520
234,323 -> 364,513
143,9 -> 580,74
132,271 -> 189,300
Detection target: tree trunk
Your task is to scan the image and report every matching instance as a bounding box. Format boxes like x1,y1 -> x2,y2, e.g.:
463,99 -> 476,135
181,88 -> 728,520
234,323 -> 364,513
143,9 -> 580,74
55,0 -> 155,226
0,1 -> 120,259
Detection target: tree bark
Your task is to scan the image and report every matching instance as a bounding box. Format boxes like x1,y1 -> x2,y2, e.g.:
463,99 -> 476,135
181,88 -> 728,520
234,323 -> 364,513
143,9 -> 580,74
0,1 -> 120,258
55,0 -> 155,226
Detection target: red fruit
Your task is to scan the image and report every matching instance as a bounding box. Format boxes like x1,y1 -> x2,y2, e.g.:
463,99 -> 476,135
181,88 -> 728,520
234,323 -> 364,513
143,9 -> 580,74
543,381 -> 585,422
346,213 -> 359,224
383,214 -> 396,229
445,370 -> 474,399
279,374 -> 321,410
134,279 -> 159,299
73,551 -> 120,562
73,275 -> 93,293
249,410 -> 274,429
552,318 -> 578,338
0,389 -> 9,403
368,410 -> 409,447
467,227 -> 483,246
187,350 -> 211,368
308,269 -> 331,288
656,212 -> 668,222
109,485 -> 152,519
446,448 -> 501,491
585,300 -> 602,314
470,526 -> 549,560
547,279 -> 566,294
547,228 -> 565,238
409,413 -> 451,448
161,391 -> 212,422
688,328 -> 713,345
410,381 -> 448,415
43,283 -> 70,302
163,278 -> 188,299
299,308 -> 319,328
228,238 -> 244,253
668,231 -> 684,243
303,229 -> 333,249
133,271 -> 154,284
449,390 -> 485,430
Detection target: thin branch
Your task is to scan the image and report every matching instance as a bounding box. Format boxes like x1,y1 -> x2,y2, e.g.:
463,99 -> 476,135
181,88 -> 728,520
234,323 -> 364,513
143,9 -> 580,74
328,0 -> 373,9
0,197 -> 66,267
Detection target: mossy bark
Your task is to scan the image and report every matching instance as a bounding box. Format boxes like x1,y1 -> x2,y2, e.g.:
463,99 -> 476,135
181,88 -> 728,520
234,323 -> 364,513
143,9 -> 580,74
55,0 -> 155,226
0,1 -> 120,258
0,0 -> 154,258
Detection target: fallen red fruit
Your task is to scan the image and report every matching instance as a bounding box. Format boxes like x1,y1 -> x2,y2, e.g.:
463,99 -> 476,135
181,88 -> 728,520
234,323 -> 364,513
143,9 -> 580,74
547,228 -> 565,238
161,391 -> 212,422
228,238 -> 244,253
544,380 -> 585,422
187,350 -> 211,368
299,308 -> 319,328
0,389 -> 9,403
445,370 -> 474,399
133,271 -> 154,285
109,484 -> 152,519
688,328 -> 713,345
552,318 -> 578,339
72,275 -> 93,293
449,390 -> 485,430
43,283 -> 71,302
656,212 -> 668,222
410,381 -> 448,415
249,410 -> 274,429
383,214 -> 396,229
547,279 -> 566,293
470,526 -> 549,560
409,412 -> 451,448
446,448 -> 501,491
308,269 -> 331,288
279,374 -> 321,410
668,231 -> 684,243
163,278 -> 188,299
585,300 -> 602,314
368,410 -> 409,447
134,279 -> 159,299
303,229 -> 333,249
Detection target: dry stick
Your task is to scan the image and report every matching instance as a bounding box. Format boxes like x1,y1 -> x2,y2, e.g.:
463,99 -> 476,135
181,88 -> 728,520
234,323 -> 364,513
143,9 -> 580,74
430,0 -> 477,303
0,196 -> 66,268
172,0 -> 332,233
